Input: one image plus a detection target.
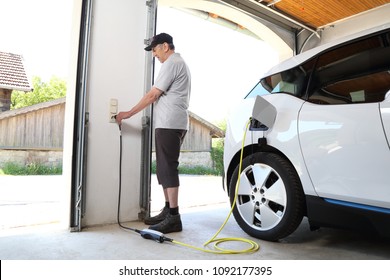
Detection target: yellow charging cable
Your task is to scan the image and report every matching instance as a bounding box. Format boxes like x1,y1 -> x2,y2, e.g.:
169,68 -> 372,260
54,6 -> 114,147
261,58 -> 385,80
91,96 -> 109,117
171,119 -> 259,254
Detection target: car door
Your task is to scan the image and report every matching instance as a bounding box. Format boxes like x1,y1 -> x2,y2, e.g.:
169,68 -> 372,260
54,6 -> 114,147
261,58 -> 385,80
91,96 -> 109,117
299,101 -> 390,208
298,30 -> 390,209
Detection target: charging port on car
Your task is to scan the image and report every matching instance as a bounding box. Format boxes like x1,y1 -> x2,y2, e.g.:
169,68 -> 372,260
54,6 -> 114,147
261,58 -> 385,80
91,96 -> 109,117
249,118 -> 268,131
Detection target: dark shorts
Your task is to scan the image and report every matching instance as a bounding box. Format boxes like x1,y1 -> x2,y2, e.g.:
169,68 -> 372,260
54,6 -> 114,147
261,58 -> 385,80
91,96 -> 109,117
155,128 -> 187,188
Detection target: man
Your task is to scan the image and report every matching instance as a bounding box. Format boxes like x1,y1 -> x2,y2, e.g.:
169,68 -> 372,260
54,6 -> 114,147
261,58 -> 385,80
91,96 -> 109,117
116,33 -> 191,233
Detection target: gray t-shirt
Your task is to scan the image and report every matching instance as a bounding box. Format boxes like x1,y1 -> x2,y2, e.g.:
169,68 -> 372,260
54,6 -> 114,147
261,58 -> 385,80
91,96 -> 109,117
153,53 -> 191,130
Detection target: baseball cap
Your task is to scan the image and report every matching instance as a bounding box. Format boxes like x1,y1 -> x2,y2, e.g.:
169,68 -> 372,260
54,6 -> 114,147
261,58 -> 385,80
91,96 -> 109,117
144,33 -> 173,51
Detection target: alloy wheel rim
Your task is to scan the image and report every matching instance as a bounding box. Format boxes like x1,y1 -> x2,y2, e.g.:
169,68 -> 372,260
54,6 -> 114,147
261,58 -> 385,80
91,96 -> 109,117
236,163 -> 287,231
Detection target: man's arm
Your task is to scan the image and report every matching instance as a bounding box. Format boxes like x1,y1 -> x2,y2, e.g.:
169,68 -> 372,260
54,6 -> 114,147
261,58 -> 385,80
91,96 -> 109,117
116,87 -> 163,125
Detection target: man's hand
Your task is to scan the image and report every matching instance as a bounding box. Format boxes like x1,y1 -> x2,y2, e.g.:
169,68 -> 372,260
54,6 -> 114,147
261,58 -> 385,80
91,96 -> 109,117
115,111 -> 130,125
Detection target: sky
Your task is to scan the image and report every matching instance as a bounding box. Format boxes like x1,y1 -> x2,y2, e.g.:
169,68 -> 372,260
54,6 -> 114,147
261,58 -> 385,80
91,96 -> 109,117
0,0 -> 73,81
0,1 -> 278,123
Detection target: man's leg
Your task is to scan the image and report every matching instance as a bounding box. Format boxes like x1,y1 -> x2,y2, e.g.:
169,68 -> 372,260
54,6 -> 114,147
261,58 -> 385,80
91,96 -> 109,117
166,187 -> 178,208
147,129 -> 184,233
149,186 -> 182,233
143,186 -> 179,227
143,188 -> 170,225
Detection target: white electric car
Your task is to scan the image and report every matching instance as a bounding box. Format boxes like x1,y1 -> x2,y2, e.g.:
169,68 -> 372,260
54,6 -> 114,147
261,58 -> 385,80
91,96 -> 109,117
223,25 -> 390,241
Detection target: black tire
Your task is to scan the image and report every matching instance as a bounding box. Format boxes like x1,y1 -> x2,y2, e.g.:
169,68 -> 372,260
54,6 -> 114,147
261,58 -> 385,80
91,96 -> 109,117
229,152 -> 305,241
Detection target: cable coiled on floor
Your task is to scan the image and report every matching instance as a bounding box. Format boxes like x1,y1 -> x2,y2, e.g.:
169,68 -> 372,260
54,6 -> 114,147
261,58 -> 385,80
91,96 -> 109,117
171,119 -> 260,254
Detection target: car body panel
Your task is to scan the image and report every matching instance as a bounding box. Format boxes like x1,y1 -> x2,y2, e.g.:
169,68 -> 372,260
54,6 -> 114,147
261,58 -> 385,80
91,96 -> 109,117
298,101 -> 390,208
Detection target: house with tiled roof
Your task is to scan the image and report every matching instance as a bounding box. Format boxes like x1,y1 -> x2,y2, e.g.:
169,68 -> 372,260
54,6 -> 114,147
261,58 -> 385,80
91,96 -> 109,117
0,51 -> 33,112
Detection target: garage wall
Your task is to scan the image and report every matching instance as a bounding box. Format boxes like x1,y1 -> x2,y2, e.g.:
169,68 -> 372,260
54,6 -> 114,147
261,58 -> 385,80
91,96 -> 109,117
81,0 -> 149,226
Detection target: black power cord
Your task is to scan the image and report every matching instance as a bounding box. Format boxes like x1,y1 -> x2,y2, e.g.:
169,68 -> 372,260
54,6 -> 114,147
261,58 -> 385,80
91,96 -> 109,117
116,123 -> 172,243
116,124 -> 136,232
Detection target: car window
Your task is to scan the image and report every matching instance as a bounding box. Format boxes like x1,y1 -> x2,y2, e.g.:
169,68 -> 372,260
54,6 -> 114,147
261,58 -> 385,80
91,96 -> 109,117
259,60 -> 314,99
308,31 -> 390,104
245,81 -> 270,99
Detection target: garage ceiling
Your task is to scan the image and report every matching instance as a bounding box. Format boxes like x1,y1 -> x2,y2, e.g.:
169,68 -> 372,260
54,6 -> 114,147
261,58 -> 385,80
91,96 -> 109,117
221,0 -> 390,31
262,0 -> 390,29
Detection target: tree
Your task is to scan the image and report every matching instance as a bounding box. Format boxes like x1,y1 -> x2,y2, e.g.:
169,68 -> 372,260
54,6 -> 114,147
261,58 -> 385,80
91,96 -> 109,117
11,76 -> 67,109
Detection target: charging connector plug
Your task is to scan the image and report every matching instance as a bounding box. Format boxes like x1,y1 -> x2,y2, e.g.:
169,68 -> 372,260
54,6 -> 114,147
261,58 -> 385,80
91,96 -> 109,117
139,229 -> 173,243
113,115 -> 122,133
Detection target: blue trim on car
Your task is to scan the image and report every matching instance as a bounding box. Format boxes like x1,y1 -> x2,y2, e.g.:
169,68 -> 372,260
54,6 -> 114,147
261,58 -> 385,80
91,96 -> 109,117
324,198 -> 390,214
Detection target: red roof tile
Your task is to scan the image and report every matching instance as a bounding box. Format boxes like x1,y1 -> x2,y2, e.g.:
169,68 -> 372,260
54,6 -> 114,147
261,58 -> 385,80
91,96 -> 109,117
0,51 -> 32,92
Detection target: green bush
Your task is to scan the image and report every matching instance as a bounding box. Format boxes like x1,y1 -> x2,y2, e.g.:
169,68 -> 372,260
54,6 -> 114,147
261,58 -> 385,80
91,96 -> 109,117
0,162 -> 62,176
211,138 -> 224,176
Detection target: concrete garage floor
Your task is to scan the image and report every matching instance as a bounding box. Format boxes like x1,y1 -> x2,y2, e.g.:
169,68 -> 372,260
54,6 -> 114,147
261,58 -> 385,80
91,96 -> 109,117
1,175 -> 390,260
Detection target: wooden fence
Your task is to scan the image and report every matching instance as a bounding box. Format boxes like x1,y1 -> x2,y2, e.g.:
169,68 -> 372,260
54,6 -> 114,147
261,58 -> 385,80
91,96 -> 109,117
0,97 -> 65,149
0,97 -> 224,168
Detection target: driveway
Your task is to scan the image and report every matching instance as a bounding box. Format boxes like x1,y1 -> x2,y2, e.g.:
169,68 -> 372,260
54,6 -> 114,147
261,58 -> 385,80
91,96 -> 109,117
0,174 -> 227,229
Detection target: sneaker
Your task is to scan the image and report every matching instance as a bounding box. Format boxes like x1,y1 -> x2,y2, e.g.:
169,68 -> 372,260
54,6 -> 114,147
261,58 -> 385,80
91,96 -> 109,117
148,213 -> 182,234
144,206 -> 169,225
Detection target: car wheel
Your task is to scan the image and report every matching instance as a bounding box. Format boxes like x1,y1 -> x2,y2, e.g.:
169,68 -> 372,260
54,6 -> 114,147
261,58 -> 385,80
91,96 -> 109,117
229,152 -> 305,241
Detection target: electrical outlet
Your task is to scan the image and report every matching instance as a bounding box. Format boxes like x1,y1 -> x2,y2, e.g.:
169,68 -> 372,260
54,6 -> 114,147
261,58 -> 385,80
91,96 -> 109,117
109,98 -> 118,123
